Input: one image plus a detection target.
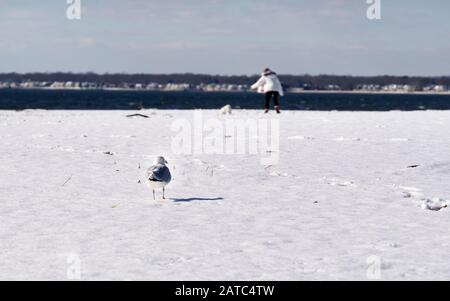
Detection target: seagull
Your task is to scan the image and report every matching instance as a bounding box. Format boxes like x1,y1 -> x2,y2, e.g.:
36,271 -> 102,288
147,156 -> 172,200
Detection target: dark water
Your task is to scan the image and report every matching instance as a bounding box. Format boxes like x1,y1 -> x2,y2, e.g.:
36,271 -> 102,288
1,89 -> 450,111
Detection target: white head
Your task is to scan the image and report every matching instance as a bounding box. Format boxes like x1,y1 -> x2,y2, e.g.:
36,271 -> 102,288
153,156 -> 168,165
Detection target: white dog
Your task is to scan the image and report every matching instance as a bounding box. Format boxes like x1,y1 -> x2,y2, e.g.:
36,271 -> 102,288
220,104 -> 232,115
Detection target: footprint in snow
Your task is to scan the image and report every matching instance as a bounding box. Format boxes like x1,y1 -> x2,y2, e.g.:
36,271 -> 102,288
421,198 -> 449,211
397,186 -> 448,211
326,178 -> 356,187
398,186 -> 423,198
402,191 -> 413,198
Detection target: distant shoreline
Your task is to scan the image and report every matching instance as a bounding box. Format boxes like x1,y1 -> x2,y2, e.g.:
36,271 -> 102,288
287,90 -> 450,95
1,87 -> 450,96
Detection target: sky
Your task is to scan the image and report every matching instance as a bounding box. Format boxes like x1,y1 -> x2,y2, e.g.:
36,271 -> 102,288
0,0 -> 449,76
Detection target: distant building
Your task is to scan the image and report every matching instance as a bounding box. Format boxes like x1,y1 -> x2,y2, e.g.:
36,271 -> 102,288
50,82 -> 65,89
433,85 -> 447,92
355,84 -> 381,91
146,83 -> 158,90
325,84 -> 341,91
20,81 -> 38,89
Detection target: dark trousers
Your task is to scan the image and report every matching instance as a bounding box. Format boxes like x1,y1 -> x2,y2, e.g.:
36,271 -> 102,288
264,91 -> 280,109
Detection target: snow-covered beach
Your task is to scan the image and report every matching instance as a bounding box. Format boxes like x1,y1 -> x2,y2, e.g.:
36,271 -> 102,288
1,109 -> 450,280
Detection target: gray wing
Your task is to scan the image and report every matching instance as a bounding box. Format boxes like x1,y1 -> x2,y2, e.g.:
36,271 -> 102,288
147,164 -> 171,182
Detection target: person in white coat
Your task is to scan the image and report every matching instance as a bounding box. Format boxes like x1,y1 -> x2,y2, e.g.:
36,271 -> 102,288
251,68 -> 284,114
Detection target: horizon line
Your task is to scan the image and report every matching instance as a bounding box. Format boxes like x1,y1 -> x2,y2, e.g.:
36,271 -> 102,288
1,72 -> 450,78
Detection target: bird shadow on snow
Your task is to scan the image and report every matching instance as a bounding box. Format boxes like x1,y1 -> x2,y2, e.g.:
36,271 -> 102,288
170,197 -> 224,203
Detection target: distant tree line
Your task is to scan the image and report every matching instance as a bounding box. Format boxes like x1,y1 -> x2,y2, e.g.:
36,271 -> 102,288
1,72 -> 450,90
279,75 -> 450,90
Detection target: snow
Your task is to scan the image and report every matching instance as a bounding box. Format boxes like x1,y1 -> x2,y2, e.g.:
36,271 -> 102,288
1,109 -> 450,280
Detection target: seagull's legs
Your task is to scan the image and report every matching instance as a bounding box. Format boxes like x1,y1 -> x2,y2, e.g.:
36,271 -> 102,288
153,189 -> 155,200
162,187 -> 166,199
